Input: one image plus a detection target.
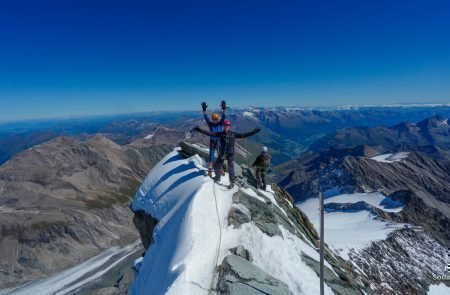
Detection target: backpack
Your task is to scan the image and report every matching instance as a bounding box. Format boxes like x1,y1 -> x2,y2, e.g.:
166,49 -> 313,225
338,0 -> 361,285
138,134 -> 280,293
262,153 -> 270,168
254,153 -> 270,169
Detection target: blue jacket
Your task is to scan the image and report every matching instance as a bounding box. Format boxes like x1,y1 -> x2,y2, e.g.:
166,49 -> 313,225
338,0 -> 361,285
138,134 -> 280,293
204,113 -> 225,141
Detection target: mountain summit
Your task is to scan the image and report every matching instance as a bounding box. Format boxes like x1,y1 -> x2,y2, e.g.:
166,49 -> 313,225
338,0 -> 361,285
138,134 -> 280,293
129,146 -> 370,294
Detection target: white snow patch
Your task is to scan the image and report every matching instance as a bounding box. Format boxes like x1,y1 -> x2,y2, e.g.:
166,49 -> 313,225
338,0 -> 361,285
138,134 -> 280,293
242,111 -> 256,117
428,283 -> 450,295
438,118 -> 448,126
242,111 -> 259,121
144,134 -> 154,139
298,196 -> 405,260
133,256 -> 144,272
370,152 -> 410,163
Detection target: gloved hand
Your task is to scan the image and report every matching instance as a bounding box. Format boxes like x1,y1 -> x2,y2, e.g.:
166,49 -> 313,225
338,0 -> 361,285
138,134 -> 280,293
220,100 -> 226,111
201,102 -> 207,112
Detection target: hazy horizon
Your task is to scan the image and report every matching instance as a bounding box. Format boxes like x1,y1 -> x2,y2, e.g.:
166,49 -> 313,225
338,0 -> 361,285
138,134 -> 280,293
1,101 -> 449,125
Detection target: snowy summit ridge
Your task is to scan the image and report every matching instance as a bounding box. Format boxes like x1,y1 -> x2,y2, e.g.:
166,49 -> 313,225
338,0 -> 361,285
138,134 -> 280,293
130,147 -> 370,294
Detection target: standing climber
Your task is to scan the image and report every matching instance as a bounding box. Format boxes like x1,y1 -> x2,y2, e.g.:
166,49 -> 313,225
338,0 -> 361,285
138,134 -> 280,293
201,100 -> 226,176
252,146 -> 271,191
193,121 -> 260,189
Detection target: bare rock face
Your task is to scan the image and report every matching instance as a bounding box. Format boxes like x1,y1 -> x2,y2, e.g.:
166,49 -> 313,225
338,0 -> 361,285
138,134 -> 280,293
132,210 -> 158,250
0,135 -> 171,289
348,229 -> 449,295
217,254 -> 293,295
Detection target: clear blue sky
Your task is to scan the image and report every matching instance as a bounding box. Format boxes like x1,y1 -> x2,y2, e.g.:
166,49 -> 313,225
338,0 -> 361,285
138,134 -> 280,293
1,0 -> 449,121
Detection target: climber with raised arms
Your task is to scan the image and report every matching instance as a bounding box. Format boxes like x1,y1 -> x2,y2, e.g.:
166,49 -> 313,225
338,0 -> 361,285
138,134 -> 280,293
201,100 -> 226,176
192,120 -> 260,189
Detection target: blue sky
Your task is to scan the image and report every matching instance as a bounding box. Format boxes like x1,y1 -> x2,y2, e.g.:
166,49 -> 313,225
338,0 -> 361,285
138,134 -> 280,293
0,0 -> 449,121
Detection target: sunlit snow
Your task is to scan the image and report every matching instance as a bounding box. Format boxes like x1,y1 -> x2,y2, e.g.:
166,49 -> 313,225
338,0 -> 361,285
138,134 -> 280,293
130,149 -> 335,294
370,152 -> 410,163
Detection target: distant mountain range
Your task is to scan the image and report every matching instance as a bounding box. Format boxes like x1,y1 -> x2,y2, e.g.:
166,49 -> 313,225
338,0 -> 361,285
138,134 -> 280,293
1,107 -> 450,292
310,115 -> 450,158
1,106 -> 449,166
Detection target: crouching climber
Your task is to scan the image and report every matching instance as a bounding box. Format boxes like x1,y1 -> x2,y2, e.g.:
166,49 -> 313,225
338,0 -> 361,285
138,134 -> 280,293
192,120 -> 260,189
252,146 -> 271,191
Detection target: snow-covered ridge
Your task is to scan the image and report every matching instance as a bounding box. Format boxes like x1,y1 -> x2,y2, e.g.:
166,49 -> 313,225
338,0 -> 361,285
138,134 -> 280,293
129,149 -> 357,294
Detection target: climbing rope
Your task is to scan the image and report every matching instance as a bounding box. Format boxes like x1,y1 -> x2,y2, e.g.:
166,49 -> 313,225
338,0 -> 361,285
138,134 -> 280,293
209,181 -> 223,294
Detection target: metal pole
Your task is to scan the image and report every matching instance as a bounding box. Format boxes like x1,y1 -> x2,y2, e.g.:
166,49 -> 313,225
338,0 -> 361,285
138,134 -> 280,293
319,191 -> 324,295
245,138 -> 249,168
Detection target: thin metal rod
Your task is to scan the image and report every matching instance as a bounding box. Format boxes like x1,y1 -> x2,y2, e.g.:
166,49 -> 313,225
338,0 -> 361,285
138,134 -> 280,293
319,191 -> 324,295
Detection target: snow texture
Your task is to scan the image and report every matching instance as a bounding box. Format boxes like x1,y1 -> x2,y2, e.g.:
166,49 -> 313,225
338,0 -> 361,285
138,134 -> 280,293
370,152 -> 410,163
298,192 -> 405,260
428,283 -> 450,295
130,149 -> 335,294
242,111 -> 259,121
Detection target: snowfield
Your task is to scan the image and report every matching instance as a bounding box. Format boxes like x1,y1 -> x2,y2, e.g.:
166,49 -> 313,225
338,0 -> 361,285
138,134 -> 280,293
370,152 -> 410,163
130,149 -> 335,294
428,283 -> 450,295
298,192 -> 406,260
242,111 -> 258,121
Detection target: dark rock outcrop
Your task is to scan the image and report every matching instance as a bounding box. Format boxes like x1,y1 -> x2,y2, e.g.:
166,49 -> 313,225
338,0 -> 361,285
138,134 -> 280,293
217,254 -> 293,295
132,210 -> 158,250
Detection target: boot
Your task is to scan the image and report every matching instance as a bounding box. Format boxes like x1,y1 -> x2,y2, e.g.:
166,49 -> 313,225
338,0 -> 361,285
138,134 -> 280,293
207,168 -> 212,177
228,183 -> 235,189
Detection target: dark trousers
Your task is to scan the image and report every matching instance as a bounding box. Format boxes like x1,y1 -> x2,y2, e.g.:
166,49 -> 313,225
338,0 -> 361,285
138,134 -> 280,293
255,168 -> 267,189
214,154 -> 235,183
